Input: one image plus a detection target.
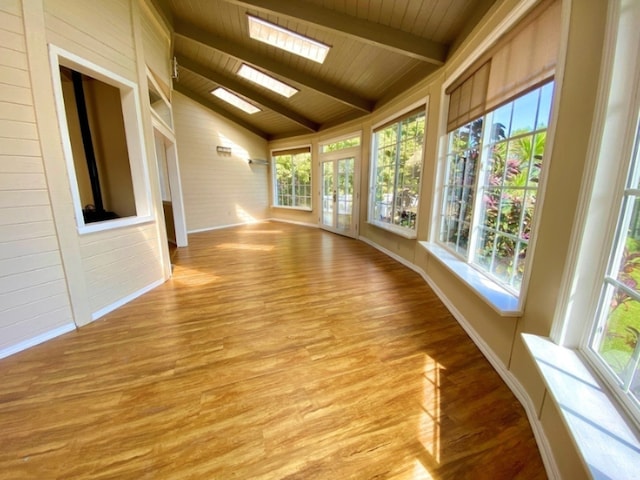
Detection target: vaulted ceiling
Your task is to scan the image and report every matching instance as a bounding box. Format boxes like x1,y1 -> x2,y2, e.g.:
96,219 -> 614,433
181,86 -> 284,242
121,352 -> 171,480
153,0 -> 497,140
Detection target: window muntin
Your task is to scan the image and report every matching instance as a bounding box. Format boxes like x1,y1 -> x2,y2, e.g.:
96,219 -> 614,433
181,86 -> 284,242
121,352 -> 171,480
589,119 -> 640,413
370,110 -> 425,232
273,148 -> 312,209
439,82 -> 554,294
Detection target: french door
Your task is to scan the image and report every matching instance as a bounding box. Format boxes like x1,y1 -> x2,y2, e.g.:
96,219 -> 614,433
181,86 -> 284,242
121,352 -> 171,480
320,151 -> 358,237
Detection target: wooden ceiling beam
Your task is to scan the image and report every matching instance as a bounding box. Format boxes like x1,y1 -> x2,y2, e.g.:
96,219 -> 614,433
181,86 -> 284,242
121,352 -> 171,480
177,56 -> 319,133
225,0 -> 448,65
174,84 -> 269,139
174,20 -> 374,112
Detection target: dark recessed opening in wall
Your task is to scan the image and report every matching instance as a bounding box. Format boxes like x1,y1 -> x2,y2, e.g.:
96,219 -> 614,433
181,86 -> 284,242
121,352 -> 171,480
59,66 -> 136,224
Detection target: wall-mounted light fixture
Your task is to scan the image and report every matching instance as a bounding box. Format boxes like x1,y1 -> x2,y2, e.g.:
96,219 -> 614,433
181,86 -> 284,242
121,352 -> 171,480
248,158 -> 269,166
216,146 -> 232,155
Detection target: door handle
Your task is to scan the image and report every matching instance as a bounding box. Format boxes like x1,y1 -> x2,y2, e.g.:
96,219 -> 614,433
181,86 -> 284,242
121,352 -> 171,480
333,190 -> 337,202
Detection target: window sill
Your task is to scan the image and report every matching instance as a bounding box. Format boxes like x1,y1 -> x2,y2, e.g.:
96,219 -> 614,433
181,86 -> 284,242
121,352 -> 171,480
271,205 -> 312,212
522,334 -> 640,479
78,214 -> 154,235
368,220 -> 417,239
419,241 -> 521,316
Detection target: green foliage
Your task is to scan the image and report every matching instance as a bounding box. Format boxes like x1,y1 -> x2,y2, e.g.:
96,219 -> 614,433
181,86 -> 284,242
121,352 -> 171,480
373,112 -> 425,229
600,237 -> 640,375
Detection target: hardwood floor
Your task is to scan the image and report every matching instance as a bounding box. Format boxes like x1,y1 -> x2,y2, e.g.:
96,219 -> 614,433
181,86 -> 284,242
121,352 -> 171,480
0,222 -> 546,479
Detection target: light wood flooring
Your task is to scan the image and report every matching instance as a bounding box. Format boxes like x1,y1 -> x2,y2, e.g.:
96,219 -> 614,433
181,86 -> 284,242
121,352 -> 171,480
0,222 -> 546,479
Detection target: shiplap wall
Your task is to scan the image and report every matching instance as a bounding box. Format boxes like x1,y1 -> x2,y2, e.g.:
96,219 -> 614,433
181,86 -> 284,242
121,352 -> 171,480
41,0 -> 164,316
140,0 -> 171,94
0,0 -> 75,354
173,92 -> 270,231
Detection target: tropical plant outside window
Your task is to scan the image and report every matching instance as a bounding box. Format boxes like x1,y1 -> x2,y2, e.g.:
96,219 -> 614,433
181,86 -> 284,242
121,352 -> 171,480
370,110 -> 425,232
589,117 -> 640,413
439,82 -> 554,294
273,148 -> 312,209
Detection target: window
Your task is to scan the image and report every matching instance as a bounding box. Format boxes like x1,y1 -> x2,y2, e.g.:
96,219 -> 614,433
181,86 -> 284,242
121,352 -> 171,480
272,147 -> 312,209
321,135 -> 360,153
50,46 -> 152,233
369,108 -> 426,234
440,83 -> 554,293
588,117 -> 640,420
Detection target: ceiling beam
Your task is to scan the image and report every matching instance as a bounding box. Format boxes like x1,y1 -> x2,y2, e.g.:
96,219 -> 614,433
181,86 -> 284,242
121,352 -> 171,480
174,20 -> 374,112
174,84 -> 269,139
225,0 -> 448,65
177,56 -> 319,133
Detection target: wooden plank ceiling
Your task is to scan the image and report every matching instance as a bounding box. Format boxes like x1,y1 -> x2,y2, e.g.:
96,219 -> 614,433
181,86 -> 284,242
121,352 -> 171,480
155,0 -> 496,140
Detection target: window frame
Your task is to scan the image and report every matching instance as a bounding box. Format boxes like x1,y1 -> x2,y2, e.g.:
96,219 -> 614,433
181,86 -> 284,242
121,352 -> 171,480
49,45 -> 153,234
367,101 -> 428,239
435,81 -> 555,303
550,0 -> 640,431
271,145 -> 313,211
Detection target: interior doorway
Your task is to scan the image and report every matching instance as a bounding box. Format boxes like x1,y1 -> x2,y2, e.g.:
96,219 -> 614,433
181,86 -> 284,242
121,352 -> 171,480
152,122 -> 188,248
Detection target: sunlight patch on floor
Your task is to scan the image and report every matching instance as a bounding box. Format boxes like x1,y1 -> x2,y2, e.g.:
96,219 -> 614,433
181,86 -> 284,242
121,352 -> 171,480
217,243 -> 275,252
420,355 -> 442,464
171,265 -> 221,286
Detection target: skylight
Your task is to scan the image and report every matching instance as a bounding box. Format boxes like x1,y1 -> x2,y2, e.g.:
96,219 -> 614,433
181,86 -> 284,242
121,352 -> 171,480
211,87 -> 261,114
237,64 -> 298,98
247,14 -> 330,64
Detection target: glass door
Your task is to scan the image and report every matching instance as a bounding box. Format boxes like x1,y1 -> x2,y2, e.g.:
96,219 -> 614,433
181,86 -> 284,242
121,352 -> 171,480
321,155 -> 357,236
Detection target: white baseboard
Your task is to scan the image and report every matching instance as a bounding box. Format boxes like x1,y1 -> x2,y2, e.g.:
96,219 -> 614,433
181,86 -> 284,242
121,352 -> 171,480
268,217 -> 319,229
187,219 -> 265,234
0,322 -> 76,360
91,278 -> 164,321
358,235 -> 560,480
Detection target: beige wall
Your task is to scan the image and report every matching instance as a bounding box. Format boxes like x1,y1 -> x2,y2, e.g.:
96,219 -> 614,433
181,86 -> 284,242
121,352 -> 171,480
0,0 -> 171,356
0,0 -> 75,353
173,91 -> 270,232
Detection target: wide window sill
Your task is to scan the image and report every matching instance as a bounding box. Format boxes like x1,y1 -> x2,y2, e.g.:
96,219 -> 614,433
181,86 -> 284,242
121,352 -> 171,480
271,205 -> 312,212
522,334 -> 640,479
368,219 -> 417,239
419,241 -> 521,316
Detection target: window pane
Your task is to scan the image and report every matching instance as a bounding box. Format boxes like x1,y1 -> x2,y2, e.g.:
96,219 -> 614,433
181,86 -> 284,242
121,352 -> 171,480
370,110 -> 425,230
511,88 -> 540,135
274,150 -> 311,208
593,287 -> 640,388
536,83 -> 554,130
491,102 -> 512,141
440,119 -> 482,253
474,82 -> 552,292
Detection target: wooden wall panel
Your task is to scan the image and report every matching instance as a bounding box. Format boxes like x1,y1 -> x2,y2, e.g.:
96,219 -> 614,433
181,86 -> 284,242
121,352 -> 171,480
0,4 -> 74,355
79,223 -> 163,314
44,0 -> 136,81
140,0 -> 171,91
173,92 -> 270,232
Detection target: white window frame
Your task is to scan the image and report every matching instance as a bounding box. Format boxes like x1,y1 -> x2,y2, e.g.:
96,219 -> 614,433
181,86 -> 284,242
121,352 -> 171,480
426,82 -> 555,316
271,145 -> 313,211
521,3 -> 640,477
49,45 -> 153,234
368,101 -> 428,239
550,0 -> 640,429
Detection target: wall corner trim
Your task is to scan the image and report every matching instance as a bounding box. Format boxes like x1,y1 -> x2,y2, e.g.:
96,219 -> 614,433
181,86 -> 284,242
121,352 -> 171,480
358,235 -> 561,480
